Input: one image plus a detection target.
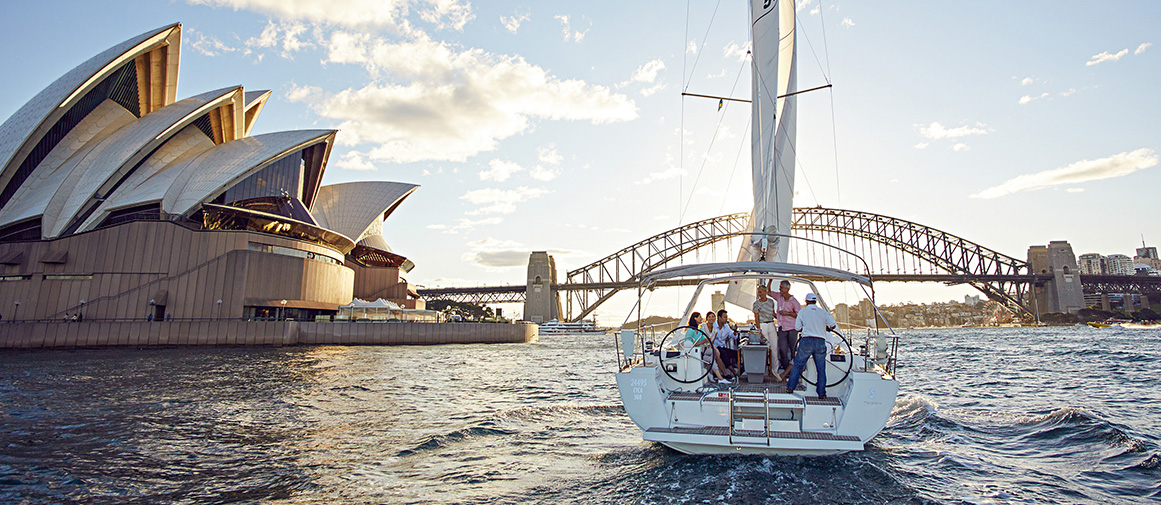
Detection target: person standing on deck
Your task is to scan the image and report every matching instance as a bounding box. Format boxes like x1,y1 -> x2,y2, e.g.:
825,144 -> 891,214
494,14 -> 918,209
772,280 -> 802,379
752,283 -> 779,380
786,293 -> 837,399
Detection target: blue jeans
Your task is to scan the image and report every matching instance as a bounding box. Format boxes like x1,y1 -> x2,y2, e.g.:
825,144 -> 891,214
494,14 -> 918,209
786,337 -> 828,397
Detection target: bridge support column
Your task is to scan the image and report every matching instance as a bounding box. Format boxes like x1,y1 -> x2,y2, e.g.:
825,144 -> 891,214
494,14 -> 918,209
1027,241 -> 1085,314
1101,293 -> 1111,312
523,252 -> 562,323
1141,293 -> 1151,310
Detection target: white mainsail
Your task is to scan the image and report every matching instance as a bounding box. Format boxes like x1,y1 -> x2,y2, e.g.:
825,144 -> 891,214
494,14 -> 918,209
728,0 -> 797,307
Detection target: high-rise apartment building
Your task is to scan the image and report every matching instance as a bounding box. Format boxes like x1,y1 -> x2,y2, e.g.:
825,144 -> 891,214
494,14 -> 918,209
1077,253 -> 1107,275
1107,254 -> 1134,275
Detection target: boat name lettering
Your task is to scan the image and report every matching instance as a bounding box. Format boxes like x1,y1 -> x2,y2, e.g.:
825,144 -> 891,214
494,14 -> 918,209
630,379 -> 648,387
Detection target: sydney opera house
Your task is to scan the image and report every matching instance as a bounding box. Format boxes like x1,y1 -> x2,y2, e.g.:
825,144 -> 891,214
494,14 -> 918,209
0,23 -> 425,324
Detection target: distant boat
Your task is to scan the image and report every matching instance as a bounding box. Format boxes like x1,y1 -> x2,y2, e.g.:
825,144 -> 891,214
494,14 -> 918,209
538,320 -> 607,335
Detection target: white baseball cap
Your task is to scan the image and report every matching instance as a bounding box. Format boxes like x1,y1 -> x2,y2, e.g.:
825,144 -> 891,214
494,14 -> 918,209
804,293 -> 818,302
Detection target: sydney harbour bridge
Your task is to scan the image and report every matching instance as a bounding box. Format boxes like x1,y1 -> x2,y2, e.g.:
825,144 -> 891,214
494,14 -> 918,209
418,207 -> 1161,321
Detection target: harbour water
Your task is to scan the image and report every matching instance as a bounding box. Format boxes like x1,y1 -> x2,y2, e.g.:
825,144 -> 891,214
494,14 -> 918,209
1,326 -> 1158,504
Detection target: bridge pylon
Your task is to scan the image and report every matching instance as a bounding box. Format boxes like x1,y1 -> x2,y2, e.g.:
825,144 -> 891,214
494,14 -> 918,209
523,252 -> 562,323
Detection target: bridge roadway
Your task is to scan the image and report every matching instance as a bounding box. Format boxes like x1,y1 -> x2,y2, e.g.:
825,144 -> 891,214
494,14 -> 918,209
418,274 -> 1161,305
417,273 -> 1090,304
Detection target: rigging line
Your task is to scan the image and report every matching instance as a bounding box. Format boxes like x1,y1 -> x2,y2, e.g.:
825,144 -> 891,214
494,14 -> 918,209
680,0 -> 690,227
683,0 -> 725,90
793,5 -> 832,85
682,0 -> 690,91
817,0 -> 842,206
818,0 -> 834,78
718,114 -> 752,215
681,59 -> 749,222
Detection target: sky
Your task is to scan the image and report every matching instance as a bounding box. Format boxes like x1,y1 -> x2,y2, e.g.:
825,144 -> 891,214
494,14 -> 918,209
0,1 -> 1157,321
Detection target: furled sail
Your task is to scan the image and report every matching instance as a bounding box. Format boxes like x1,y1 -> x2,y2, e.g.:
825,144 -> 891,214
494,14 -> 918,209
728,0 -> 797,307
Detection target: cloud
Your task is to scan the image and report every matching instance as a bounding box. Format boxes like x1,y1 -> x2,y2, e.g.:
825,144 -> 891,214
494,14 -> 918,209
500,10 -> 530,33
461,186 -> 551,214
554,14 -> 590,43
918,121 -> 989,140
479,159 -> 524,181
1136,42 -> 1152,55
634,165 -> 686,185
629,59 -> 665,84
334,151 -> 377,170
1086,48 -> 1129,66
187,29 -> 239,56
687,40 -> 698,54
1059,88 -> 1077,97
461,238 -> 576,269
913,142 -> 929,150
952,143 -> 970,152
428,216 -> 502,234
971,148 -> 1158,199
841,17 -> 855,28
537,145 -> 563,165
290,32 -> 637,163
244,20 -> 314,57
723,42 -> 751,62
1066,188 -> 1085,193
1018,92 -> 1048,105
1019,77 -> 1036,86
187,0 -> 471,31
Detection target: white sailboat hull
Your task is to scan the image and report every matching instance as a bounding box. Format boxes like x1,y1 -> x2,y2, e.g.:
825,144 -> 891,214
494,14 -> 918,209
616,359 -> 898,456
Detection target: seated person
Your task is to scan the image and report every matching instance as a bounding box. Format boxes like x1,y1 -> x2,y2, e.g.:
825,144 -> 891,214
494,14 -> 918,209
702,311 -> 733,379
684,312 -> 730,383
714,309 -> 740,375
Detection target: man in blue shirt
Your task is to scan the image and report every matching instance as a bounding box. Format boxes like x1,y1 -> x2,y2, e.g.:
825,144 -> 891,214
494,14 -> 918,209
786,293 -> 837,398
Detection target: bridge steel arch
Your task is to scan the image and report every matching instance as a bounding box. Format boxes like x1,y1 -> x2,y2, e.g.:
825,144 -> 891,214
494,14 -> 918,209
562,207 -> 1033,321
564,212 -> 751,320
790,207 -> 1031,312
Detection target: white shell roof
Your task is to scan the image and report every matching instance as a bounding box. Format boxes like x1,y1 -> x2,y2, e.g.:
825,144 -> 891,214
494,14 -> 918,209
76,126 -> 215,232
0,100 -> 136,228
41,86 -> 242,238
0,24 -> 180,192
311,181 -> 418,244
162,130 -> 336,217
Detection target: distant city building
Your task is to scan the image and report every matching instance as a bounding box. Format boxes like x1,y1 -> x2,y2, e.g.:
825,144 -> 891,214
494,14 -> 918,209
1107,254 -> 1134,275
1137,245 -> 1158,260
1134,263 -> 1159,276
1077,253 -> 1107,275
964,294 -> 980,306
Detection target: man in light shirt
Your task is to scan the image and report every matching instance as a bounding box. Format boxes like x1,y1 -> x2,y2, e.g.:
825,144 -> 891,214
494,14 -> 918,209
751,283 -> 778,380
771,280 -> 801,379
786,292 -> 837,399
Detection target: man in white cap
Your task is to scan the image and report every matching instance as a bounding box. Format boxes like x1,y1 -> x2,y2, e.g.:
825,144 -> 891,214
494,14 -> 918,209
786,292 -> 837,399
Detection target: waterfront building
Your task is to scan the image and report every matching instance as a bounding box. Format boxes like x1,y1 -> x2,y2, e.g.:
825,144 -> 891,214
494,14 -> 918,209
0,24 -> 421,322
1107,254 -> 1134,276
1077,253 -> 1107,275
964,294 -> 980,306
1136,245 -> 1158,260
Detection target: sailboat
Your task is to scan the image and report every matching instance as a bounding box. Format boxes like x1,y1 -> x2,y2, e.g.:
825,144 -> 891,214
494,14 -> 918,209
613,0 -> 901,455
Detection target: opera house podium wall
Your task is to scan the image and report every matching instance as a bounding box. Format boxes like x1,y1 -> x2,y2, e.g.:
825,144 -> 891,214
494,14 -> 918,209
0,219 -> 353,322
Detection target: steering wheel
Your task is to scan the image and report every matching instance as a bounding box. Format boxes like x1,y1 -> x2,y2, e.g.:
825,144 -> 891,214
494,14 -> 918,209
802,329 -> 854,388
656,325 -> 713,384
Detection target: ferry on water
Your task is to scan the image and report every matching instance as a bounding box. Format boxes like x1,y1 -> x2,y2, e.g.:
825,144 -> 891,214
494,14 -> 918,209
538,319 -> 607,335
